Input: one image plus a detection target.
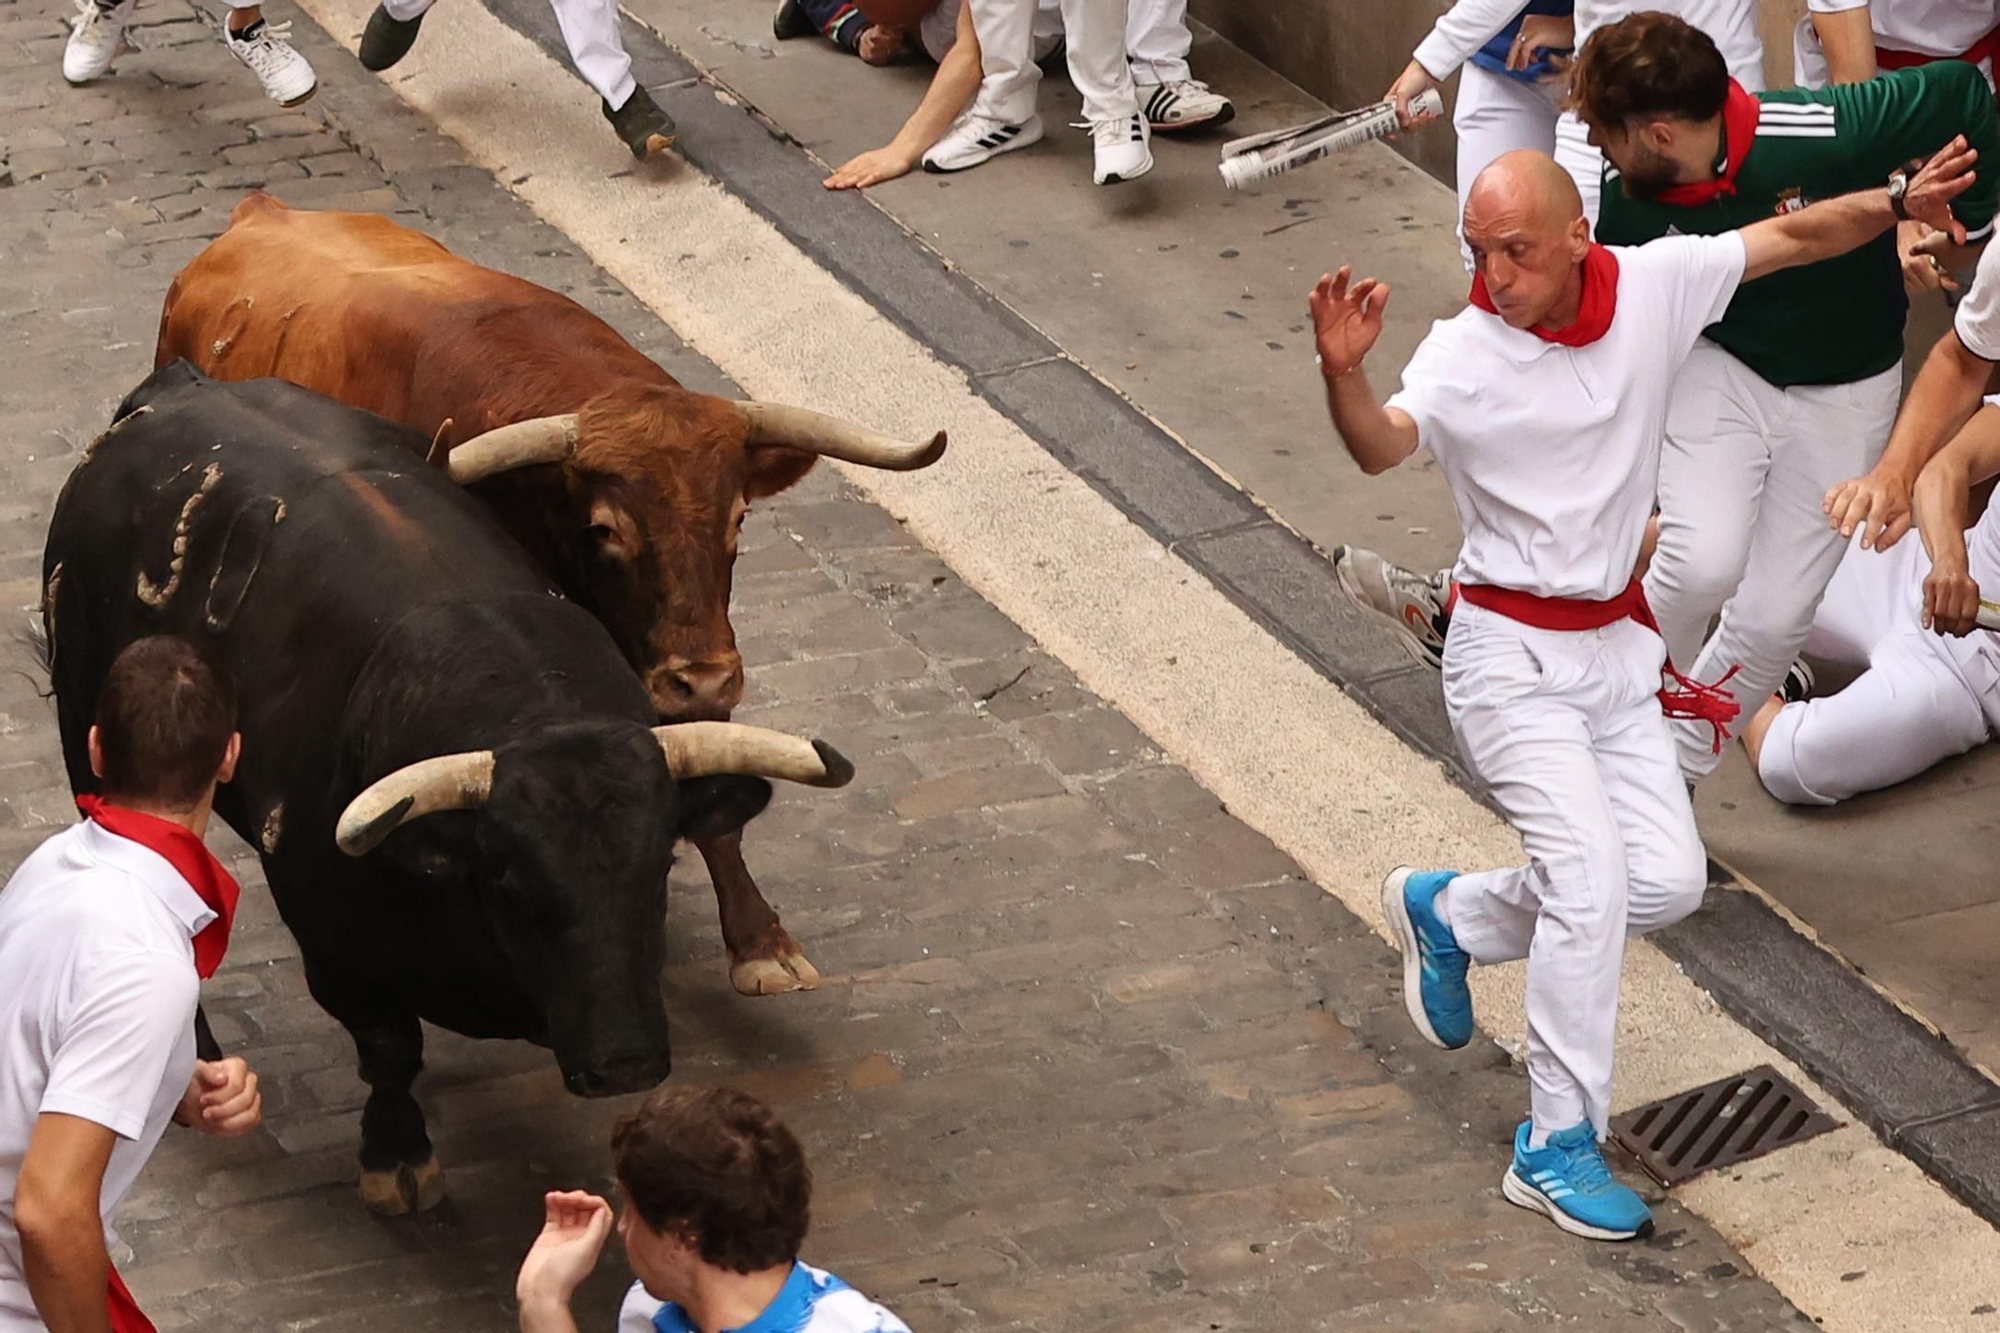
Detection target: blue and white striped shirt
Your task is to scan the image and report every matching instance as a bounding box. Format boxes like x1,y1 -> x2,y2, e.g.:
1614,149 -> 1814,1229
617,1262 -> 911,1333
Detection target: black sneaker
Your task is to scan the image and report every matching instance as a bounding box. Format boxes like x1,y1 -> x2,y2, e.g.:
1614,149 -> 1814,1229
358,4 -> 423,71
772,0 -> 814,40
603,87 -> 677,159
1779,658 -> 1815,704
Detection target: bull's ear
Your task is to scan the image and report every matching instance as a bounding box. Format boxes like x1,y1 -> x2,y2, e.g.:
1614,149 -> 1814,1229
743,444 -> 819,501
674,775 -> 772,843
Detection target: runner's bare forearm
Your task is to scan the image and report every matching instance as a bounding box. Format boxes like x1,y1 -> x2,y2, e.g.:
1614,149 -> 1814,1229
1882,332 -> 1994,489
894,3 -> 983,159
1740,186 -> 1901,280
1811,6 -> 1877,84
1325,370 -> 1419,475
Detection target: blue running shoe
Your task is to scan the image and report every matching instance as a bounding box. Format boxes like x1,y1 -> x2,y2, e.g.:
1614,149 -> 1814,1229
1503,1121 -> 1654,1241
1381,866 -> 1471,1050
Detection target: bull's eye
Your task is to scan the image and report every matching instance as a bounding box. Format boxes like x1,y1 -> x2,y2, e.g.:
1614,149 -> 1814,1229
587,523 -> 615,544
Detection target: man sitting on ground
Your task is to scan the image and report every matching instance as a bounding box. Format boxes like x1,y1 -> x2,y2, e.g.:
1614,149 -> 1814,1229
515,1085 -> 911,1333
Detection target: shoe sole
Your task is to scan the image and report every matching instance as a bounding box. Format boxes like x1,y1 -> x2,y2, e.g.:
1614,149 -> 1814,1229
923,124 -> 1043,174
1380,866 -> 1459,1051
1333,545 -> 1443,670
1501,1168 -> 1652,1242
279,83 -> 317,108
1096,153 -> 1154,185
1149,104 -> 1236,133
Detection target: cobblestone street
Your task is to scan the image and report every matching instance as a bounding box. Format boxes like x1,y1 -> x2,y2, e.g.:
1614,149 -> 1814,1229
0,0 -> 1832,1326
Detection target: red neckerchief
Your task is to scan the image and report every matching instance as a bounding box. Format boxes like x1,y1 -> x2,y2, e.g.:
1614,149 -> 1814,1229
107,1265 -> 157,1333
1468,243 -> 1621,347
1454,579 -> 1743,752
77,795 -> 239,980
1654,79 -> 1760,206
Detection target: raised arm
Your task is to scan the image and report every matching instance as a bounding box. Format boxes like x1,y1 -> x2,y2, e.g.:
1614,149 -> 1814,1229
824,1 -> 982,189
1309,268 -> 1421,475
1739,135 -> 1975,281
1914,404 -> 2000,634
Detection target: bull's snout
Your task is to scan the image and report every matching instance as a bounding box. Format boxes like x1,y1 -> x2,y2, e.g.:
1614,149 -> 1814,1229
563,1052 -> 672,1099
650,655 -> 745,722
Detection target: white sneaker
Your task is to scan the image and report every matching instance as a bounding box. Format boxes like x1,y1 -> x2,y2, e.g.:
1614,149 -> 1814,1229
224,18 -> 317,106
63,0 -> 135,85
1089,113 -> 1152,185
1136,77 -> 1235,132
922,112 -> 1043,173
1332,545 -> 1451,669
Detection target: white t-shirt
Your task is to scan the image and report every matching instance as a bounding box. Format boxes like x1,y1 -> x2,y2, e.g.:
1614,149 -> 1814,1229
1955,239 -> 2000,360
1575,0 -> 1764,86
1804,0 -> 1998,60
617,1264 -> 911,1333
1386,233 -> 1747,600
0,822 -> 209,1332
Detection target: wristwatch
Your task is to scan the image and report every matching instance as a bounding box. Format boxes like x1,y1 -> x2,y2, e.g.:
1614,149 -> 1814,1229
1887,157 -> 1924,221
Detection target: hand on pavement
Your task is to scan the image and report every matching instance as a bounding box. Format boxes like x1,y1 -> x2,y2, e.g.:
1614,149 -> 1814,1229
1310,267 -> 1390,378
1823,468 -> 1915,551
177,1056 -> 261,1137
824,146 -> 918,190
516,1191 -> 614,1318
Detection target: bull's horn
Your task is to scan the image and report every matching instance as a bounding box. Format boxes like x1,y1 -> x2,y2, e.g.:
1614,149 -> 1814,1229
336,751 -> 496,856
444,415 -> 580,483
732,402 -> 946,472
651,721 -> 855,788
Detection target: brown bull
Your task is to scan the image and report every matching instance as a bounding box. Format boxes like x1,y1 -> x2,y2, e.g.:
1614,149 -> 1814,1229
156,192 -> 946,997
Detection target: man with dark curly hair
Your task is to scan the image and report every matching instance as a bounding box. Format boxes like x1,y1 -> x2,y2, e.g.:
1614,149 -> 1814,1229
514,1086 -> 909,1333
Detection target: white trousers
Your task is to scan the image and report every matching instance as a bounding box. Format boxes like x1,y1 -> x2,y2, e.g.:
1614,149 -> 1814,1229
1454,64 -> 1562,269
967,0 -> 1137,125
1554,112 -> 1603,232
1125,0 -> 1189,84
1758,534 -> 2000,804
1644,343 -> 1903,781
1440,602 -> 1709,1138
385,0 -> 635,107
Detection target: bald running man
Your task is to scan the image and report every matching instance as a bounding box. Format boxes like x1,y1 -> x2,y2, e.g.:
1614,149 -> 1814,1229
1311,142 -> 1975,1241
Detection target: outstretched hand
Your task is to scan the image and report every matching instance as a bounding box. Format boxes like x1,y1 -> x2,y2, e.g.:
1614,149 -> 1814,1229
1309,267 -> 1391,378
515,1190 -> 614,1320
1904,135 -> 1979,243
1823,468 -> 1914,551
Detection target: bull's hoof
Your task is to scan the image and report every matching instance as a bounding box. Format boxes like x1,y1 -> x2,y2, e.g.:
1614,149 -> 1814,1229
730,946 -> 822,997
358,1156 -> 447,1216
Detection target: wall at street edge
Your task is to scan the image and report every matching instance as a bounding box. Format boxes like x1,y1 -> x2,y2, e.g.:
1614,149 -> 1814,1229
1189,0 -> 1811,189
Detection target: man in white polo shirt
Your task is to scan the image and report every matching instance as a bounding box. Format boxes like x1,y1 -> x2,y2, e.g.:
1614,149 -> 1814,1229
1,635 -> 262,1333
1309,141 -> 1973,1241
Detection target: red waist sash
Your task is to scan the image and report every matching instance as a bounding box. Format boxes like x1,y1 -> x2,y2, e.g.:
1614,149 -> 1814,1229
108,1265 -> 157,1333
1876,23 -> 2000,70
1456,579 -> 1742,753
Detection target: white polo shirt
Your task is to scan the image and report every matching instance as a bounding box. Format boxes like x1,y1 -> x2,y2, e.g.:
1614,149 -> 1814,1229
1805,0 -> 1999,61
1956,239 -> 2000,360
0,821 -> 210,1332
1575,0 -> 1764,87
1386,233 -> 1747,600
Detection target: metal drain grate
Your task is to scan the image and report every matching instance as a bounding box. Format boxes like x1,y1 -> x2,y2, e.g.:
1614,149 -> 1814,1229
1608,1064 -> 1839,1187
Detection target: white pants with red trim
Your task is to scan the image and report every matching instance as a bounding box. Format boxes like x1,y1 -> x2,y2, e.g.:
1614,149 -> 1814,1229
1643,342 -> 1903,783
966,0 -> 1138,126
1439,601 -> 1709,1140
383,0 -> 636,107
1454,64 -> 1562,269
1757,533 -> 2000,804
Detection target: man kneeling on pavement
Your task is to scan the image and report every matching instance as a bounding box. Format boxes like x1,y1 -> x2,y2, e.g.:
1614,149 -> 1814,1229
1,635 -> 262,1333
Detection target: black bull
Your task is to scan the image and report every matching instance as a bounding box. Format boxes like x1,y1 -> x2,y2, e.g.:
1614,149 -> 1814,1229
42,363 -> 852,1214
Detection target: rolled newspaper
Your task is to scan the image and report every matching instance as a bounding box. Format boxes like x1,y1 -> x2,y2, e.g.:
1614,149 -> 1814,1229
1219,90 -> 1443,191
1978,599 -> 2000,632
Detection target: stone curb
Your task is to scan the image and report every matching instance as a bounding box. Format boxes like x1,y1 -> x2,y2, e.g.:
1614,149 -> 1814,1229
474,0 -> 2000,1226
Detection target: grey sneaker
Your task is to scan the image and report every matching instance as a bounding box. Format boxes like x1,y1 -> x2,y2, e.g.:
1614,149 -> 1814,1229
1333,545 -> 1450,669
359,4 -> 424,70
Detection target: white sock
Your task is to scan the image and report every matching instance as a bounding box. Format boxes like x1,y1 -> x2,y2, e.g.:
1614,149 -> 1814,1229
1432,881 -> 1456,932
1527,1123 -> 1551,1150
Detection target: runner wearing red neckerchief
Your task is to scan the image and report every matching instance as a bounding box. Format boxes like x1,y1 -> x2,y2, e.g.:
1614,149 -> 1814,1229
1309,139 -> 1974,1241
0,637 -> 263,1333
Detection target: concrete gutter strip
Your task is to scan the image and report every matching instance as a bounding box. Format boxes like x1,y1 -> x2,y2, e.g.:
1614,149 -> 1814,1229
478,0 -> 2000,1227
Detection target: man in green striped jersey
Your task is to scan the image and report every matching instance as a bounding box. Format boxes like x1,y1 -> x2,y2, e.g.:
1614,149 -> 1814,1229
1574,12 -> 1999,782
